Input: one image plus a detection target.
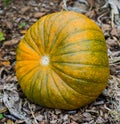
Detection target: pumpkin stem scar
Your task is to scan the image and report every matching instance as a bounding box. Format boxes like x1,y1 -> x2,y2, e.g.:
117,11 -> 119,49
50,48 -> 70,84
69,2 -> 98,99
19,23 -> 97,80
41,56 -> 50,66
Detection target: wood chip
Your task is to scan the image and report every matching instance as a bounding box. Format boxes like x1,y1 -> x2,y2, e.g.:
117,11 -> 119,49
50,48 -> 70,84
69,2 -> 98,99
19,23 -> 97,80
21,6 -> 30,14
2,38 -> 21,48
33,12 -> 46,18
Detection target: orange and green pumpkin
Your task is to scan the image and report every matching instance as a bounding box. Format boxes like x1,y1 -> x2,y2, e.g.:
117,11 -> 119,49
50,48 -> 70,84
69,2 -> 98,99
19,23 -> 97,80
16,11 -> 109,110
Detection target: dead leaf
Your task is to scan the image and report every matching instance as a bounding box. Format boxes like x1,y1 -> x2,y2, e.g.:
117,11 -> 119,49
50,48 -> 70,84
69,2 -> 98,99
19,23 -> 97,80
2,38 -> 21,48
86,10 -> 96,18
87,0 -> 95,9
15,120 -> 25,124
70,122 -> 78,124
55,109 -> 61,114
40,120 -> 48,124
68,1 -> 88,13
0,106 -> 7,113
5,21 -> 13,29
106,38 -> 117,47
111,26 -> 119,37
35,114 -> 44,122
34,12 -> 46,18
96,116 -> 105,123
102,24 -> 111,32
3,90 -> 32,124
21,6 -> 30,14
0,48 -> 5,58
0,60 -> 10,67
20,30 -> 27,34
7,119 -> 14,124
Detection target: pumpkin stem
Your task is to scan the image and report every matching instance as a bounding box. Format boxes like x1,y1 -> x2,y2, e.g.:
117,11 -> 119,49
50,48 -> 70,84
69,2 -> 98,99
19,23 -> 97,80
41,56 -> 49,66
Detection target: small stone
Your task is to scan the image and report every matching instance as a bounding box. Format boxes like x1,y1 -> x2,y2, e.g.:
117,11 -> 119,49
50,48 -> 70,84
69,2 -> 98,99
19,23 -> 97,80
21,6 -> 30,14
63,114 -> 68,121
55,109 -> 61,114
50,120 -> 57,124
35,114 -> 44,121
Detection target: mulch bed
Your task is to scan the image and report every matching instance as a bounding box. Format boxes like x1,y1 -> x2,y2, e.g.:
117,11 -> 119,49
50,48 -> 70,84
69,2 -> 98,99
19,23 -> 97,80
0,0 -> 120,124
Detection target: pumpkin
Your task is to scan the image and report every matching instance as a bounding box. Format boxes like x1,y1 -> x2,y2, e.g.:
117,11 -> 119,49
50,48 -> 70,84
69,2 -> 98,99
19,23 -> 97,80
16,11 -> 109,110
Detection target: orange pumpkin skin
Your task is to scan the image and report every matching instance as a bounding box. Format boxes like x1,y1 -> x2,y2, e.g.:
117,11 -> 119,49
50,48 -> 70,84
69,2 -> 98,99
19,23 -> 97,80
16,11 -> 109,110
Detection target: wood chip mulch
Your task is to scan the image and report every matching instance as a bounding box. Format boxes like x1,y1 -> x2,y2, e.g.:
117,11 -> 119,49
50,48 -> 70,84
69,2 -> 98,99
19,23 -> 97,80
0,0 -> 120,124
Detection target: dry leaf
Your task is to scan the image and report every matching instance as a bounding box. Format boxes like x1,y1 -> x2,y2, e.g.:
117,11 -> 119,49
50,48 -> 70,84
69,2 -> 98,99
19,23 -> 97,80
106,38 -> 117,47
40,120 -> 48,124
21,6 -> 30,14
7,119 -> 14,124
34,12 -> 46,18
20,30 -> 27,34
86,10 -> 96,18
0,106 -> 7,113
3,90 -> 32,124
0,60 -> 10,67
111,26 -> 119,37
102,24 -> 111,32
5,21 -> 13,29
87,0 -> 95,8
35,114 -> 44,122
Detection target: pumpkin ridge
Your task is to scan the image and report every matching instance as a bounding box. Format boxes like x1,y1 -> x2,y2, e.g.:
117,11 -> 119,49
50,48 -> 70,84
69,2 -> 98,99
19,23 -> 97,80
44,14 -> 59,48
54,39 -> 106,52
23,37 -> 41,56
36,17 -> 47,54
17,64 -> 40,83
47,70 -> 74,108
17,39 -> 41,58
52,50 -> 106,57
44,13 -> 63,53
25,30 -> 42,55
32,74 -> 42,104
37,16 -> 47,52
17,62 -> 37,70
35,22 -> 44,55
51,67 -> 97,98
43,70 -> 54,107
34,70 -> 51,106
46,13 -> 65,53
50,29 -> 104,55
48,17 -> 82,53
41,20 -> 45,51
43,15 -> 52,53
50,66 -> 108,97
36,71 -> 45,105
46,72 -> 57,107
51,65 -> 105,85
17,66 -> 41,99
51,61 -> 109,67
46,13 -> 64,53
16,47 -> 40,61
30,70 -> 42,102
48,71 -> 74,108
51,71 -> 75,107
29,27 -> 44,55
17,47 -> 33,56
29,29 -> 43,56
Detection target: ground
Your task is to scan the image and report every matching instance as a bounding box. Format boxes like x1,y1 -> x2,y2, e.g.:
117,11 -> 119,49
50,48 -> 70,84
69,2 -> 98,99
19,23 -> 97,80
0,0 -> 120,124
